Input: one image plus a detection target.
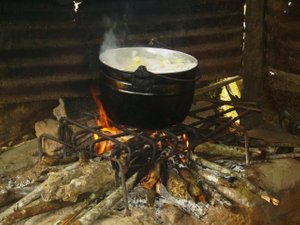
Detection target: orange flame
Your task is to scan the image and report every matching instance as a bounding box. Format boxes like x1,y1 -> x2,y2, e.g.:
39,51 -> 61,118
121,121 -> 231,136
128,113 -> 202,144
91,88 -> 120,154
182,133 -> 189,151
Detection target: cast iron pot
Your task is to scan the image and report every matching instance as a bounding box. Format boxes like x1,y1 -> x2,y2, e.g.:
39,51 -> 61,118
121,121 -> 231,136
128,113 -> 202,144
99,47 -> 199,129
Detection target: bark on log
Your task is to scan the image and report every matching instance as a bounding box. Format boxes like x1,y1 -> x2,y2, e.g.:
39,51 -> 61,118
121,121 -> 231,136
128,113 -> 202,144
190,152 -> 242,178
0,184 -> 39,208
266,152 -> 300,160
35,119 -> 62,156
201,182 -> 234,210
191,153 -> 279,205
190,163 -> 232,187
0,139 -> 38,176
193,142 -> 261,158
166,169 -> 192,200
156,182 -> 207,219
41,160 -> 115,202
2,198 -> 74,225
191,164 -> 255,207
75,172 -> 138,225
0,184 -> 43,222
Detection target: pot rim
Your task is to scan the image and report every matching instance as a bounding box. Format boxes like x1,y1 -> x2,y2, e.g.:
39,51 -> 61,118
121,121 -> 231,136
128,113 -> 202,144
99,47 -> 199,75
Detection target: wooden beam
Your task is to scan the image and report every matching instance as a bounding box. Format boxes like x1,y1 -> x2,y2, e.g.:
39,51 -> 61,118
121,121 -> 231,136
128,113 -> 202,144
242,0 -> 265,126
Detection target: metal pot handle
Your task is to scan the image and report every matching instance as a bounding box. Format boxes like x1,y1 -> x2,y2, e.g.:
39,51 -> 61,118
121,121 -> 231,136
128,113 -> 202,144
148,38 -> 171,49
148,38 -> 201,83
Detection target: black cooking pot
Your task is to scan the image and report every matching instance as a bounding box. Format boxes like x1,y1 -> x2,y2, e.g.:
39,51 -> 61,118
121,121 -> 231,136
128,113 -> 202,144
99,47 -> 199,129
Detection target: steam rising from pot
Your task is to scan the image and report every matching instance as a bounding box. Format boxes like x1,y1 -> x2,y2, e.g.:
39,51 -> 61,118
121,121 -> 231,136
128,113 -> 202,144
99,18 -> 120,54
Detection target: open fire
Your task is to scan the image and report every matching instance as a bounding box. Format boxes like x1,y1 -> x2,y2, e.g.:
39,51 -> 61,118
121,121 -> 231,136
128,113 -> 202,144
91,88 -> 121,154
2,94 -> 300,225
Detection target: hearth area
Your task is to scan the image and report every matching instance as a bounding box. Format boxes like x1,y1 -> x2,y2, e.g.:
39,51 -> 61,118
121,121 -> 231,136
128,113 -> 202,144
1,0 -> 300,224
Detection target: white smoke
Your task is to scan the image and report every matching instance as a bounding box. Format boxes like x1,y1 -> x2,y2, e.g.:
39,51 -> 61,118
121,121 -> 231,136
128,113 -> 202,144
99,17 -> 119,54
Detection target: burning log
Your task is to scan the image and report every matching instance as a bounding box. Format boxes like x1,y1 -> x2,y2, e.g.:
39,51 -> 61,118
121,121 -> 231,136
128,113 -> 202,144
193,142 -> 262,159
140,162 -> 161,190
166,169 -> 192,200
74,172 -> 138,225
178,168 -> 206,202
41,160 -> 115,202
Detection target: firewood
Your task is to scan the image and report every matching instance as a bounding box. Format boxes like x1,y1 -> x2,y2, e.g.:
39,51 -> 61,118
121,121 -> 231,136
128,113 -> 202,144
191,164 -> 255,207
240,178 -> 279,206
190,153 -> 280,206
190,152 -> 241,178
1,198 -> 74,225
0,161 -> 84,222
140,162 -> 161,190
0,184 -> 43,222
265,152 -> 300,160
0,155 -> 79,210
0,139 -> 38,176
0,184 -> 39,208
41,160 -> 115,202
178,168 -> 205,202
74,172 -> 138,225
166,169 -> 192,200
214,185 -> 256,207
201,182 -> 234,210
35,119 -> 63,156
156,182 -> 207,219
193,142 -> 261,158
190,163 -> 232,187
54,192 -> 103,225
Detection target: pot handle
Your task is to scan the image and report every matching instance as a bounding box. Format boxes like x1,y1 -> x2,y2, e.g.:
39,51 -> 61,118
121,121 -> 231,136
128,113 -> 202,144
132,66 -> 155,92
148,38 -> 171,49
148,38 -> 201,83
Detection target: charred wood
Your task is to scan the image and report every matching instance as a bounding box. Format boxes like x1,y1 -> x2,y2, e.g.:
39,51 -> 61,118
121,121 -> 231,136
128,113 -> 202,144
166,169 -> 192,200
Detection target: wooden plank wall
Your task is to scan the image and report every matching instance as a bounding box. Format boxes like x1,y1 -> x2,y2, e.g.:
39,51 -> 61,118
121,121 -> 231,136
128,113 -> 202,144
265,0 -> 300,113
0,0 -> 245,104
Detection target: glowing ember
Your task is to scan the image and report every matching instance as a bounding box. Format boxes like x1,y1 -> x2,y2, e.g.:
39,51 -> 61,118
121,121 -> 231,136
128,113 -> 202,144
91,88 -> 120,154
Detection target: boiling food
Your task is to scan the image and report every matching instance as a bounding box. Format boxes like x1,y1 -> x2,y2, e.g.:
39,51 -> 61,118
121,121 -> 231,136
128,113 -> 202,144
124,50 -> 197,73
100,47 -> 198,74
